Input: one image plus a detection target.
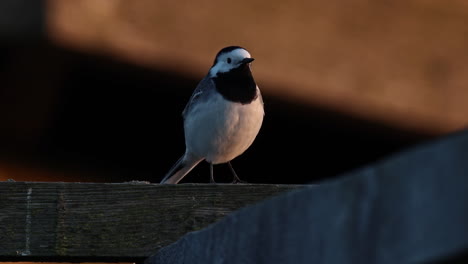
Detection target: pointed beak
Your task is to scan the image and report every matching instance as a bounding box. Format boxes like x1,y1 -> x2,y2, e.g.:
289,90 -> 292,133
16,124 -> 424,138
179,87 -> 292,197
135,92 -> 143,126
241,58 -> 255,64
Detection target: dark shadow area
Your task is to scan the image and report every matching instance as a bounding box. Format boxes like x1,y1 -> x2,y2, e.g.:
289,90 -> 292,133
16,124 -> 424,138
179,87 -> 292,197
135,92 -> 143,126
429,249 -> 468,264
0,41 -> 434,184
149,130 -> 468,263
427,250 -> 468,264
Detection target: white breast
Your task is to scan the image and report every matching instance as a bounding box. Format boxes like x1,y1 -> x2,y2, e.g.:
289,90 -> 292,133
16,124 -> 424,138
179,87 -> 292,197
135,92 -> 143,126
184,89 -> 264,164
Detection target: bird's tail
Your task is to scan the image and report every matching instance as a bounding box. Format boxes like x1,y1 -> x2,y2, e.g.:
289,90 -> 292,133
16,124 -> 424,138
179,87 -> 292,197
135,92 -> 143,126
160,152 -> 203,184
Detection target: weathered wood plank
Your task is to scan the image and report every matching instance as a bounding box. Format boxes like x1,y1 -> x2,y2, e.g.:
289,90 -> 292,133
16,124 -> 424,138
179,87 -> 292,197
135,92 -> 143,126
0,182 -> 301,262
148,130 -> 468,264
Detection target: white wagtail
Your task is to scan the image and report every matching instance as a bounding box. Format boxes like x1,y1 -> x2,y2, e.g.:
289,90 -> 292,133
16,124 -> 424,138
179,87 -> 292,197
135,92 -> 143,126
160,46 -> 264,184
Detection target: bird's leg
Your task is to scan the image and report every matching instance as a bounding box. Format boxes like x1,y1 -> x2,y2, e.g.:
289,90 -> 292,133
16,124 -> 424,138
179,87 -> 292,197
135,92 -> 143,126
209,163 -> 216,183
228,162 -> 245,184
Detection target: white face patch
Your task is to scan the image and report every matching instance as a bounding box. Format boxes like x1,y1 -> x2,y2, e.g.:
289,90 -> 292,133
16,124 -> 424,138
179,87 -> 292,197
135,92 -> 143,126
209,48 -> 252,77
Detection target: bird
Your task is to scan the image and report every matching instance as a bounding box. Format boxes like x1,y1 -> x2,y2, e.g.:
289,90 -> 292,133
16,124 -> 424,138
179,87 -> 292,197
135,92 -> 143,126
160,46 -> 264,184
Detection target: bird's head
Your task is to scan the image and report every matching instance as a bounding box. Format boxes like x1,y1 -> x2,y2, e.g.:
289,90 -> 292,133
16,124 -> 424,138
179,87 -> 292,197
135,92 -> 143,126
209,46 -> 255,77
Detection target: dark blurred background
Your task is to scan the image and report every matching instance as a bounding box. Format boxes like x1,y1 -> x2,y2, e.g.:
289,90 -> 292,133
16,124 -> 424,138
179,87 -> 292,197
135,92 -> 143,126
1,0 -> 467,184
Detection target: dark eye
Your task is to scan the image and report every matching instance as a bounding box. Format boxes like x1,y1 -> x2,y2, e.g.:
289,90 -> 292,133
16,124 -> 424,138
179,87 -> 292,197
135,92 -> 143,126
227,58 -> 232,64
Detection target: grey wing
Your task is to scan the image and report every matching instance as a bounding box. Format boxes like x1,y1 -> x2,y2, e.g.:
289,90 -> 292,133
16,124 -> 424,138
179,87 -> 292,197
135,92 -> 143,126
182,75 -> 215,119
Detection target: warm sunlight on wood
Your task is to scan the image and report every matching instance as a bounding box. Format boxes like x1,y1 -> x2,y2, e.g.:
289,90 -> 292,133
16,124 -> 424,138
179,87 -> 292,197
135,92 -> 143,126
47,0 -> 468,134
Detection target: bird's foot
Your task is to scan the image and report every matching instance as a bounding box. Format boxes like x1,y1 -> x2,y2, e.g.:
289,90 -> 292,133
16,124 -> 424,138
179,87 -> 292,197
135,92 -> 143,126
231,178 -> 247,184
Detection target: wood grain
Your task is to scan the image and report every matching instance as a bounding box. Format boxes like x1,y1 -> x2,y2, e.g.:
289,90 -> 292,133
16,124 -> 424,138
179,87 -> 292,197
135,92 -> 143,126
0,182 -> 301,262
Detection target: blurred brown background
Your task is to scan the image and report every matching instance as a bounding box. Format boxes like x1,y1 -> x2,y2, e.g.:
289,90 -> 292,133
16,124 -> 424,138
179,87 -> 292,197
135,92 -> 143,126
1,0 -> 467,183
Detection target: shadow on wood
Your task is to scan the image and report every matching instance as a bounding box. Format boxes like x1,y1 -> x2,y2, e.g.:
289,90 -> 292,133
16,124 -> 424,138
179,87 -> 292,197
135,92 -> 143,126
148,129 -> 468,264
